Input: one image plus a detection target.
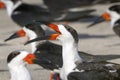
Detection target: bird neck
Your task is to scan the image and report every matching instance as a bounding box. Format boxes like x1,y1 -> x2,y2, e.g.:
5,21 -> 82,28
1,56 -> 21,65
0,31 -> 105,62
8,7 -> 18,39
31,42 -> 37,53
27,32 -> 38,53
9,65 -> 31,80
61,41 -> 82,80
111,15 -> 120,27
5,1 -> 22,16
29,36 -> 37,53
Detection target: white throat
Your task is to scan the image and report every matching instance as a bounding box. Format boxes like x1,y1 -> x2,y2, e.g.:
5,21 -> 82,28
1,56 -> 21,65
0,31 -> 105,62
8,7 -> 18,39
4,0 -> 22,16
107,10 -> 120,27
23,27 -> 37,53
60,42 -> 82,80
111,17 -> 120,27
8,63 -> 31,80
8,51 -> 32,80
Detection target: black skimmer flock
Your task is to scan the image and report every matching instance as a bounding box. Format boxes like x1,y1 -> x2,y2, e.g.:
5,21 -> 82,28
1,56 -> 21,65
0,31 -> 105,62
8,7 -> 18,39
25,23 -> 120,80
5,22 -> 120,65
7,50 -> 36,80
87,5 -> 120,37
3,22 -> 92,80
1,0 -> 96,27
5,22 -> 120,80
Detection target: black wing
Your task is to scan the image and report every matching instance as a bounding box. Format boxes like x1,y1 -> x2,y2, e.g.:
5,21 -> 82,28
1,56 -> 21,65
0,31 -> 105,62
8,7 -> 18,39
113,19 -> 120,37
12,3 -> 53,26
68,61 -> 120,80
34,41 -> 120,69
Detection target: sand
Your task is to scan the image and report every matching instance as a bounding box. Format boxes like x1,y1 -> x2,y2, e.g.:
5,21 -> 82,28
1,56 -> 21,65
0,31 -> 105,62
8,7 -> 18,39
0,0 -> 120,80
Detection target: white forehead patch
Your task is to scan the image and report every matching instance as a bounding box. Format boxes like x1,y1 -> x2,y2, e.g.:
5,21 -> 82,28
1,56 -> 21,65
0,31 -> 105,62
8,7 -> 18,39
17,51 -> 29,60
57,24 -> 70,35
8,51 -> 29,67
107,9 -> 120,18
23,27 -> 37,40
107,9 -> 120,27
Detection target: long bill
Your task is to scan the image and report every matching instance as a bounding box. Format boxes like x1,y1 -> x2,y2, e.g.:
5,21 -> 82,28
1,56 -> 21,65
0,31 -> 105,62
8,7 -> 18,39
4,29 -> 26,42
24,33 -> 60,45
87,12 -> 111,28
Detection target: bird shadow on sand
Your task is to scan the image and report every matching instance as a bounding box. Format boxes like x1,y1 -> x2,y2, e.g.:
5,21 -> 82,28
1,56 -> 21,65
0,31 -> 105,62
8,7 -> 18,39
87,54 -> 120,62
0,69 -> 8,72
0,43 -> 11,46
77,15 -> 100,23
78,33 -> 115,39
61,15 -> 99,22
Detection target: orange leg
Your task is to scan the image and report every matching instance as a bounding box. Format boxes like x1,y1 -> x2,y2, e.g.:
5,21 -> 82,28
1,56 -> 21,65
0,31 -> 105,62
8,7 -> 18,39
56,74 -> 60,80
49,72 -> 54,80
50,72 -> 60,80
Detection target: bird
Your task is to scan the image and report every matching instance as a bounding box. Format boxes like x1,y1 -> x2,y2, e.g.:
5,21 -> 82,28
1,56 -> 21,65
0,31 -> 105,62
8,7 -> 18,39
5,22 -> 45,53
7,50 -> 36,80
87,5 -> 120,38
1,0 -> 96,27
25,23 -> 120,80
7,50 -> 62,80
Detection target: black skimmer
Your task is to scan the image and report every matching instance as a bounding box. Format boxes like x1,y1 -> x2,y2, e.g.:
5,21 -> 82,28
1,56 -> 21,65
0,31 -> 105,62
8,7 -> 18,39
7,50 -> 36,80
7,50 -> 58,80
87,5 -> 120,37
5,22 -> 45,53
25,23 -> 120,80
1,0 -> 96,27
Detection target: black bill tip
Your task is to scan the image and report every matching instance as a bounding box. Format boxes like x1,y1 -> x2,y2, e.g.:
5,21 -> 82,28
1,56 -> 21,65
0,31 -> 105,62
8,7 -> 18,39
4,33 -> 19,42
87,16 -> 105,28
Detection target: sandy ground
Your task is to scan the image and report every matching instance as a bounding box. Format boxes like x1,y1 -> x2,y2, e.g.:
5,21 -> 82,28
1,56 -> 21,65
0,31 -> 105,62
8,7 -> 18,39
0,0 -> 120,80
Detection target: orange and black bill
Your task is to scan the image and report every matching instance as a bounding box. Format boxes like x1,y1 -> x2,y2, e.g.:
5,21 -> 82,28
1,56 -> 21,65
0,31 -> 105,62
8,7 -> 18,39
23,54 -> 36,64
87,12 -> 111,28
24,22 -> 61,45
24,53 -> 59,69
24,33 -> 60,45
35,20 -> 60,33
4,29 -> 26,42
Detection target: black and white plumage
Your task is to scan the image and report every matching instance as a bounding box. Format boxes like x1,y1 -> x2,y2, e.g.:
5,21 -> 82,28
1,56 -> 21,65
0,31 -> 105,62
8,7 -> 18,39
3,22 -> 86,70
113,19 -> 120,37
108,5 -> 120,37
7,50 -> 36,80
25,24 -> 120,80
5,22 -> 120,69
68,61 -> 120,80
88,5 -> 120,38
